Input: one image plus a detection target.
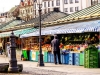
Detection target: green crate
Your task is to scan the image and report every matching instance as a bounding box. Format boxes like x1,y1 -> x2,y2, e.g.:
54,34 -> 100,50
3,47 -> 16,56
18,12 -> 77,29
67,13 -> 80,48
84,64 -> 98,68
84,46 -> 98,68
22,50 -> 28,60
79,53 -> 84,66
35,51 -> 48,62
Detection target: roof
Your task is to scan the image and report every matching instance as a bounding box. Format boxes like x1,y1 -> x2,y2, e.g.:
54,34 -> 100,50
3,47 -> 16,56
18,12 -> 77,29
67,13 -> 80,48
0,11 -> 67,32
57,3 -> 100,21
0,19 -> 24,31
0,28 -> 37,38
8,6 -> 19,13
20,20 -> 100,38
16,11 -> 67,27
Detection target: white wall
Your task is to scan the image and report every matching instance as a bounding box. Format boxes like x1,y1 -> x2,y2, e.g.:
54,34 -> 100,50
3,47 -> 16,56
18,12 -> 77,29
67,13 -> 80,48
34,0 -> 100,15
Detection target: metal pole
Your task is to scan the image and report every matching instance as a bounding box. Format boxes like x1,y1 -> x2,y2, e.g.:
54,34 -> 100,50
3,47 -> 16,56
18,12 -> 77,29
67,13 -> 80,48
38,4 -> 44,66
8,31 -> 18,73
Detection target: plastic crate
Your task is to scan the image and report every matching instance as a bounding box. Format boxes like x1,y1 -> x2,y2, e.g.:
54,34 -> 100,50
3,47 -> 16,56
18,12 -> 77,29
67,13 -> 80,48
22,50 -> 28,60
74,53 -> 80,66
98,52 -> 100,68
68,53 -> 75,65
44,51 -> 48,62
29,50 -> 32,61
36,51 -> 39,62
65,53 -> 69,64
31,50 -> 37,61
51,54 -> 54,63
79,53 -> 84,66
48,52 -> 51,63
84,46 -> 98,68
61,54 -> 65,64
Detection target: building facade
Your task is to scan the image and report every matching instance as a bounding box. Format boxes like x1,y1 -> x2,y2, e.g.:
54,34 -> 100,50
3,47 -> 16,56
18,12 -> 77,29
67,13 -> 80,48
19,0 -> 34,21
18,0 -> 100,20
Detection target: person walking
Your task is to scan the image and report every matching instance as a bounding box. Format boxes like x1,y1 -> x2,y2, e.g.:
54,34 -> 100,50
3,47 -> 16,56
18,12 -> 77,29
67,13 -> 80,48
0,47 -> 3,55
51,35 -> 61,64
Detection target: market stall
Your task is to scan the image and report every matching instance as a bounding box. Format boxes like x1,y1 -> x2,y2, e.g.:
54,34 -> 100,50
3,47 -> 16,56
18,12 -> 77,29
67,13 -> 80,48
20,20 -> 100,68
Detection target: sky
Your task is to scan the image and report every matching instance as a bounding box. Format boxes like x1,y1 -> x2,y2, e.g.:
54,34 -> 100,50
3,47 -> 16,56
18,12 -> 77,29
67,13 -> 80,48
0,0 -> 20,13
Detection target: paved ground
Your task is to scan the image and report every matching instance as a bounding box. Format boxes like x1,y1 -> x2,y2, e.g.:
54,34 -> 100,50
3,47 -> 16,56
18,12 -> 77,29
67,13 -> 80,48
0,51 -> 100,75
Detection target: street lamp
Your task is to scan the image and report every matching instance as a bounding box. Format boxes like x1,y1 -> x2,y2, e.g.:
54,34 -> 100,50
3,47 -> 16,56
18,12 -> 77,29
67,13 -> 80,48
37,0 -> 44,66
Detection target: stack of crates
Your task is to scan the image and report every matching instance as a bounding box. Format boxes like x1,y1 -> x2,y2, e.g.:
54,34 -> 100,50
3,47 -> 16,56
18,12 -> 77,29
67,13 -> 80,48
60,53 -> 69,64
74,53 -> 80,66
98,52 -> 100,68
43,51 -> 48,63
84,45 -> 98,68
48,52 -> 51,63
61,54 -> 65,64
51,54 -> 54,63
22,50 -> 28,60
68,53 -> 75,65
79,52 -> 84,66
64,53 -> 69,64
36,51 -> 39,62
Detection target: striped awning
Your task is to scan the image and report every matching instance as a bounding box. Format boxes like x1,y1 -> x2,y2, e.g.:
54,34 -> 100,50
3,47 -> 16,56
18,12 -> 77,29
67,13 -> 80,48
0,28 -> 37,38
20,20 -> 100,38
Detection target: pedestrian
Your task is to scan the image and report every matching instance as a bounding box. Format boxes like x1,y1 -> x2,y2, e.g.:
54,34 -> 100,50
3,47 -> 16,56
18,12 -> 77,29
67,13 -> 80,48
51,35 -> 61,65
0,47 -> 3,55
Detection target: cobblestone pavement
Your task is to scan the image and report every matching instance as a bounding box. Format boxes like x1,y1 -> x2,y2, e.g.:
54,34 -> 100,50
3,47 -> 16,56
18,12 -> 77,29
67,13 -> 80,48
0,52 -> 100,75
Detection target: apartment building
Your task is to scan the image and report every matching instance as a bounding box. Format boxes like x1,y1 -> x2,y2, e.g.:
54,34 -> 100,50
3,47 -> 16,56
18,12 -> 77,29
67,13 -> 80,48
33,0 -> 100,16
18,0 -> 100,20
19,0 -> 34,21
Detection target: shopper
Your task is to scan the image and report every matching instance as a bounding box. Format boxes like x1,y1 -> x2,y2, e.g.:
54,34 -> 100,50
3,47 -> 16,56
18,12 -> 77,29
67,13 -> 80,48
0,47 -> 3,55
51,35 -> 61,64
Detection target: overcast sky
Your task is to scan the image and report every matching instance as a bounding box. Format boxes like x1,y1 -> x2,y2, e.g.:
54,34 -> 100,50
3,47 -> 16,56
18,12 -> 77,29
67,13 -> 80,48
0,0 -> 20,13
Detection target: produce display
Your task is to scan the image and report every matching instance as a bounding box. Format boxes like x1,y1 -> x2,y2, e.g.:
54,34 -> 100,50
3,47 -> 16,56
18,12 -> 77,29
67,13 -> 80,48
22,32 -> 99,52
21,32 -> 100,69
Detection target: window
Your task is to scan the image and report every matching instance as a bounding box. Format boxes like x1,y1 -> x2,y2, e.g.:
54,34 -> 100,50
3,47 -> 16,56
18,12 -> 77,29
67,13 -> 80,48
69,0 -> 73,4
91,0 -> 98,5
64,8 -> 68,12
48,1 -> 50,7
44,2 -> 46,7
70,7 -> 73,12
64,0 -> 68,4
31,8 -> 33,12
48,8 -> 50,12
75,7 -> 79,11
75,0 -> 79,3
56,0 -> 60,6
44,9 -> 47,14
34,4 -> 36,9
52,1 -> 54,6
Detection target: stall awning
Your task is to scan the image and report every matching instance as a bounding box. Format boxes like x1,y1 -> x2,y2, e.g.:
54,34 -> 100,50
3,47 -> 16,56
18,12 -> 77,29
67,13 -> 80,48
20,20 -> 100,38
0,28 -> 37,38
